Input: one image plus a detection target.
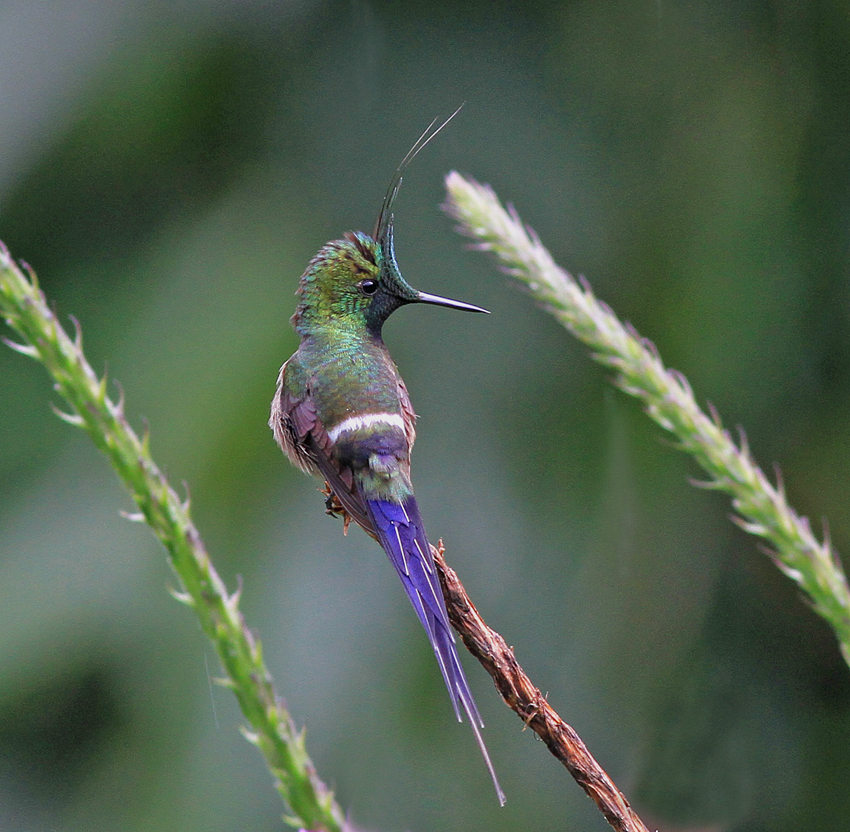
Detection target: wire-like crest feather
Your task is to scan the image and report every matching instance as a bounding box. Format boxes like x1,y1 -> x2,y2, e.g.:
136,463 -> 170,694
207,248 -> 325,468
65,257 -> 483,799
373,104 -> 464,250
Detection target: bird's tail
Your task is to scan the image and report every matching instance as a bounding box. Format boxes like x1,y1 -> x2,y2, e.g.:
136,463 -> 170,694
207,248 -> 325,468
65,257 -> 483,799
366,496 -> 505,806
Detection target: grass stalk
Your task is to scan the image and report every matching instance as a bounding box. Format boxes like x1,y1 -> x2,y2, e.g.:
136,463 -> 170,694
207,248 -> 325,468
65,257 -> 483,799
444,171 -> 850,667
0,241 -> 347,832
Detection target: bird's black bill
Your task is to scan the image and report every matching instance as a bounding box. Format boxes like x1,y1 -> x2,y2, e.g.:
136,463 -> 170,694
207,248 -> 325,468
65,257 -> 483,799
416,291 -> 489,314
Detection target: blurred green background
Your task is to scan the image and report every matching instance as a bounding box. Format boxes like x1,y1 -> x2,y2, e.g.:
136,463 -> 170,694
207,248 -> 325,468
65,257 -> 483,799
2,1 -> 849,830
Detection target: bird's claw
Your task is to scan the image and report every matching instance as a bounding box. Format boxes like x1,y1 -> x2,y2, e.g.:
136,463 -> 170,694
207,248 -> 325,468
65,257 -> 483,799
320,482 -> 352,535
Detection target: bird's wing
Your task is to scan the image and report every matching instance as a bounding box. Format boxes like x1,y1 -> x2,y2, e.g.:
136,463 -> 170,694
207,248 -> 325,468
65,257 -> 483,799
308,432 -> 374,534
270,357 -> 316,474
396,375 -> 417,449
271,357 -> 374,533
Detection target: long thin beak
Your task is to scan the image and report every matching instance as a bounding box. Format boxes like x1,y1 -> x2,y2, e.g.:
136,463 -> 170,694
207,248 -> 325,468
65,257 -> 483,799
416,291 -> 490,314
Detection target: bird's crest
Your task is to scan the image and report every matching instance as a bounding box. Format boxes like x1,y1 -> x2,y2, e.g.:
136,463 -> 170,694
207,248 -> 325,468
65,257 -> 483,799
291,105 -> 485,336
373,104 -> 464,266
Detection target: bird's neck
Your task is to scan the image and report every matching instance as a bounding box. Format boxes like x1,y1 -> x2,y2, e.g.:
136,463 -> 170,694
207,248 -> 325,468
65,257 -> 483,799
293,299 -> 385,337
298,318 -> 385,353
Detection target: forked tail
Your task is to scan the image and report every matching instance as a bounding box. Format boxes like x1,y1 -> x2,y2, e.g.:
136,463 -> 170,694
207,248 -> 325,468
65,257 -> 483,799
366,496 -> 506,805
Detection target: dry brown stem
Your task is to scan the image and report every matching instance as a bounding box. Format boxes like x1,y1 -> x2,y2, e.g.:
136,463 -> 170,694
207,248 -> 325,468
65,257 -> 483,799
433,543 -> 651,832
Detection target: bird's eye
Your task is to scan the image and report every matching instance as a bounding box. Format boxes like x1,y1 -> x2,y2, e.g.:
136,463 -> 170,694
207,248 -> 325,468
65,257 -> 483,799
358,278 -> 378,296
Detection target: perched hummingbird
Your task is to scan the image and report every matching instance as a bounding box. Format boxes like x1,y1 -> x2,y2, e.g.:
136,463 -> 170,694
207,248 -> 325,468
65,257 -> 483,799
269,113 -> 504,804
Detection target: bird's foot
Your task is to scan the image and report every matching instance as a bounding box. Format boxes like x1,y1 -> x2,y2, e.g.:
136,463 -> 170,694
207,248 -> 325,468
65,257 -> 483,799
320,482 -> 352,535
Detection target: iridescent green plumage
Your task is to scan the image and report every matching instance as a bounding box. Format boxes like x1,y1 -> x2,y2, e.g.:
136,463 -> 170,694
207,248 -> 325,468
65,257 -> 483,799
292,232 -> 416,337
269,111 -> 505,804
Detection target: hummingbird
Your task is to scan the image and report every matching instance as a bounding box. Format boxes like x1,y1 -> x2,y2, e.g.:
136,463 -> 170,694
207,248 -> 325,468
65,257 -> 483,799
269,111 -> 504,804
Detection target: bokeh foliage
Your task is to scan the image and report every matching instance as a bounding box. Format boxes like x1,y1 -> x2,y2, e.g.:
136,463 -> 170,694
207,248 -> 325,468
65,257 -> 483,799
1,1 -> 849,830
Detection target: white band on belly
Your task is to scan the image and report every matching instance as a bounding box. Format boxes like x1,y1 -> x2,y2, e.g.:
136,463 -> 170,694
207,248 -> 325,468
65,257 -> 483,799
327,412 -> 406,443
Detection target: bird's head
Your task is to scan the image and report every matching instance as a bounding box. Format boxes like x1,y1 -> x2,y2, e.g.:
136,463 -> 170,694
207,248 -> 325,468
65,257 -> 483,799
291,108 -> 487,338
